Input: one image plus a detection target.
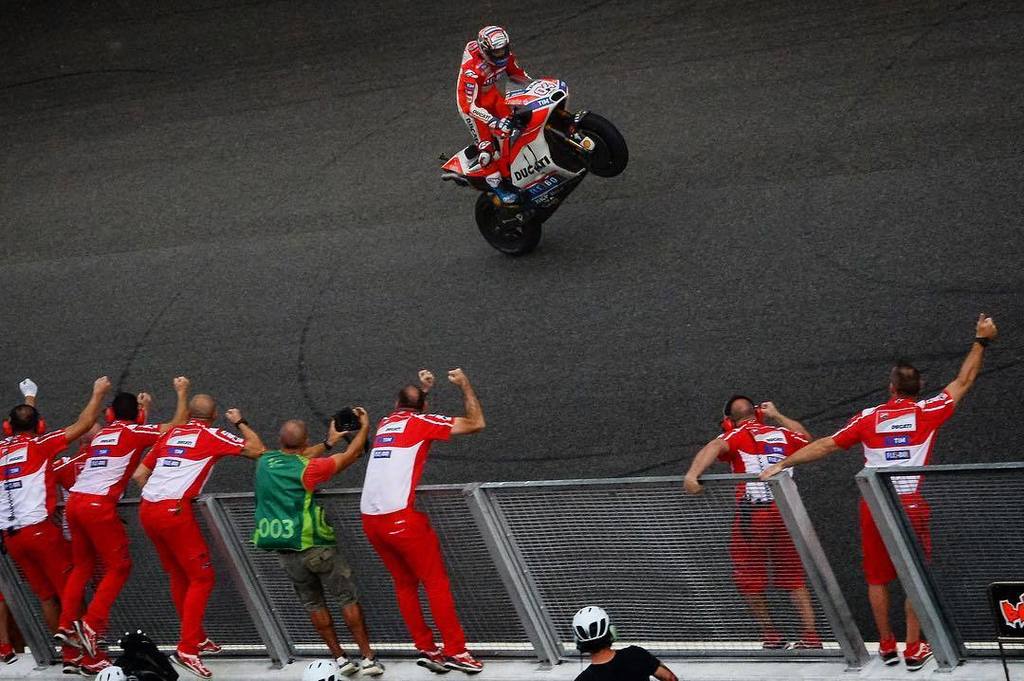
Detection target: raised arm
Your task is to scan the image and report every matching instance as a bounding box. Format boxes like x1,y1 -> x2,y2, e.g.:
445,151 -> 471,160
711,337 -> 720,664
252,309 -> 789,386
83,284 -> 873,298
157,376 -> 191,432
944,314 -> 998,404
760,401 -> 811,438
226,408 -> 266,459
448,368 -> 485,436
683,437 -> 728,494
759,436 -> 841,480
19,379 -> 38,408
63,376 -> 112,442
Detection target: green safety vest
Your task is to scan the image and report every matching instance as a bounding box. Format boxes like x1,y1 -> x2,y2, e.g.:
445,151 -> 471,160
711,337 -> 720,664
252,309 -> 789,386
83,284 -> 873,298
253,450 -> 336,551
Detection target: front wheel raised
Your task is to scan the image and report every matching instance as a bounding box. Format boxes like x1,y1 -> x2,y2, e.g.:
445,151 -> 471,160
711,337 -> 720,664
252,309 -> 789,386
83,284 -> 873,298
579,112 -> 628,178
475,192 -> 542,256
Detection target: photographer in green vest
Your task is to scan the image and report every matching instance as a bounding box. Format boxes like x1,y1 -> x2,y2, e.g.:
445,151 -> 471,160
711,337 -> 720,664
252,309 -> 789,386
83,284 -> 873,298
253,407 -> 384,677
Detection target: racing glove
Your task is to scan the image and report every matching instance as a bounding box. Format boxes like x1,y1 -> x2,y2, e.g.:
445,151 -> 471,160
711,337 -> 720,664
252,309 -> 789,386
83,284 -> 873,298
489,116 -> 513,137
19,378 -> 37,398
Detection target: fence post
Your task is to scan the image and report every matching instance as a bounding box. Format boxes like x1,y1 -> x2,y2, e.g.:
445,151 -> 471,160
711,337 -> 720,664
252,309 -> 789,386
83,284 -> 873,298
0,552 -> 58,668
770,474 -> 870,669
464,484 -> 563,666
856,468 -> 961,670
199,496 -> 293,668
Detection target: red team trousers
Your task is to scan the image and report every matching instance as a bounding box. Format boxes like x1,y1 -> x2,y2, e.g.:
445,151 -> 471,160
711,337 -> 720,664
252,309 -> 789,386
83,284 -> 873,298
3,520 -> 71,602
363,509 -> 467,655
60,495 -> 132,633
139,500 -> 213,655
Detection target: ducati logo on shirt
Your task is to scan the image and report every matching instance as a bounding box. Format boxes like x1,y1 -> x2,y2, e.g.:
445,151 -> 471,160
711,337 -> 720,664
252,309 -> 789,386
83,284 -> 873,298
377,421 -> 407,435
166,433 -> 200,448
876,411 -> 917,433
0,448 -> 28,466
754,430 -> 787,444
93,431 -> 121,446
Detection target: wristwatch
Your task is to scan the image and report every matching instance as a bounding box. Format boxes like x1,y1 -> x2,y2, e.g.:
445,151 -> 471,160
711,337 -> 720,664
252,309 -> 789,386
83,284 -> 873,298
974,337 -> 991,348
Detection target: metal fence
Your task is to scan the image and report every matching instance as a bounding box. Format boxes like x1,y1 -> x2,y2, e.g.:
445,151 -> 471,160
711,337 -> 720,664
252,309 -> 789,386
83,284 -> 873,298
857,462 -> 1024,670
1,474 -> 872,669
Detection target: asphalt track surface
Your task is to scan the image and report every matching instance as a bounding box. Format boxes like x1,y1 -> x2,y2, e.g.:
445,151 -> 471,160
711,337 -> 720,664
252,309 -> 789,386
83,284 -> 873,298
2,0 -> 1023,638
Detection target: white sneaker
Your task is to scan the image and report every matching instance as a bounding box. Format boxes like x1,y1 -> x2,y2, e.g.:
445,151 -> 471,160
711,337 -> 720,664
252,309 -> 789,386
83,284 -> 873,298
336,656 -> 359,677
360,656 -> 385,676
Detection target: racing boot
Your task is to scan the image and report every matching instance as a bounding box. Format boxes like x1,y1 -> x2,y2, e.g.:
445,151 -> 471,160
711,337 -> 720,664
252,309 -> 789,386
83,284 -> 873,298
485,172 -> 519,205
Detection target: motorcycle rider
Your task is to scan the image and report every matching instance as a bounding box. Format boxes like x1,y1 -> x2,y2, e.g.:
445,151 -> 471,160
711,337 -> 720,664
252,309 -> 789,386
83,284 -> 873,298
454,25 -> 532,204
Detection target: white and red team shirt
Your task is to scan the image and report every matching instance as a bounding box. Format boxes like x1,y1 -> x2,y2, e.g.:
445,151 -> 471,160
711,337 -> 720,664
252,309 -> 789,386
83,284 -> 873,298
717,421 -> 809,502
832,390 -> 956,494
140,420 -> 244,503
0,430 -> 69,530
70,422 -> 162,501
360,410 -> 453,516
457,40 -> 530,123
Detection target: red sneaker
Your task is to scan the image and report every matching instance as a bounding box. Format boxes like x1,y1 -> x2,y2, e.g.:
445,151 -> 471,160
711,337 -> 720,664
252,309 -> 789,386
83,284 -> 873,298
62,653 -> 82,675
73,619 -> 103,658
879,635 -> 899,665
198,638 -> 223,655
904,641 -> 933,671
444,651 -> 484,674
54,626 -> 82,650
762,632 -> 788,650
789,631 -> 824,650
171,650 -> 213,679
416,648 -> 450,674
0,643 -> 16,664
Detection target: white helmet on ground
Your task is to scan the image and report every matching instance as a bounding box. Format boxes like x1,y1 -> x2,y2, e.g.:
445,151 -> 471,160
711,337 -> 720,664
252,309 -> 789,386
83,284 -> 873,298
302,659 -> 339,681
96,667 -> 128,681
478,25 -> 511,66
572,605 -> 611,643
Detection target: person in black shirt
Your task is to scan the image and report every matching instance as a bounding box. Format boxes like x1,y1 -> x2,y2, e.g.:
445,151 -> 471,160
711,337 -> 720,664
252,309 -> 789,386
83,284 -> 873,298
572,606 -> 678,681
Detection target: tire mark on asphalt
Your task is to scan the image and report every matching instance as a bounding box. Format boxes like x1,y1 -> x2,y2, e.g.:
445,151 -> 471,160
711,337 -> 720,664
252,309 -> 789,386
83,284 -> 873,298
115,293 -> 181,392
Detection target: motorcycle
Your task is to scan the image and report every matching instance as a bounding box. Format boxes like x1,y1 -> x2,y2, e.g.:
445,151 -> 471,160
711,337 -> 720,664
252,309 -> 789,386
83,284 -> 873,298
441,78 -> 628,255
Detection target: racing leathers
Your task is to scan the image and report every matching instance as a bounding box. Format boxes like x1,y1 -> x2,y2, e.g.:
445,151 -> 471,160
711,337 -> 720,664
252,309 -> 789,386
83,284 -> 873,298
456,40 -> 531,198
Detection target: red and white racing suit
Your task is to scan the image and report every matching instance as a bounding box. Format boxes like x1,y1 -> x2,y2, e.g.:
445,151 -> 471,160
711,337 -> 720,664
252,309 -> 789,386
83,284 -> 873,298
717,421 -> 810,594
139,420 -> 244,655
831,391 -> 955,584
360,409 -> 466,656
456,40 -> 530,177
59,422 -> 162,636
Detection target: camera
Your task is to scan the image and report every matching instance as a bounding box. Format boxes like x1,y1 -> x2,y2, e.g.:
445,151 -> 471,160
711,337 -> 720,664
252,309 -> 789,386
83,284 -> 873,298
332,407 -> 361,433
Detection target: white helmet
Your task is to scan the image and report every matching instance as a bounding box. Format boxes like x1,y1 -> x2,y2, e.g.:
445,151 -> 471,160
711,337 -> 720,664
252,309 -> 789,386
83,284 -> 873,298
572,605 -> 611,643
302,659 -> 339,681
478,25 -> 511,66
96,667 -> 128,681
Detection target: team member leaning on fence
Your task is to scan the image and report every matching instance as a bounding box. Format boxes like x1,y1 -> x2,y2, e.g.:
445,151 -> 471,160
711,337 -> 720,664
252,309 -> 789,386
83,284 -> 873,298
761,313 -> 998,671
360,368 -> 485,675
56,377 -> 192,672
133,395 -> 266,679
571,606 -> 678,681
0,375 -> 111,673
253,409 -> 385,677
684,397 -> 822,650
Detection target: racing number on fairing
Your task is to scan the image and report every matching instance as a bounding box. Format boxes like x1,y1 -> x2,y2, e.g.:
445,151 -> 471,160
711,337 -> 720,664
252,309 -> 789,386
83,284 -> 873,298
529,80 -> 556,96
257,517 -> 295,539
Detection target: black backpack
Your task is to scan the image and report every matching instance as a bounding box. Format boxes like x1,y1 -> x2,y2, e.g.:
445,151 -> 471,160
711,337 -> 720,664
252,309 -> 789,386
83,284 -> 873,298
113,630 -> 179,681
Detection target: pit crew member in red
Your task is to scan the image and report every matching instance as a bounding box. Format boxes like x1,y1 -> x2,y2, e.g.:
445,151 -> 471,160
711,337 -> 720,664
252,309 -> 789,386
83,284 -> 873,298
133,394 -> 265,679
456,25 -> 531,203
761,313 -> 998,670
360,368 -> 486,675
684,397 -> 821,650
57,377 -> 191,662
0,376 -> 110,661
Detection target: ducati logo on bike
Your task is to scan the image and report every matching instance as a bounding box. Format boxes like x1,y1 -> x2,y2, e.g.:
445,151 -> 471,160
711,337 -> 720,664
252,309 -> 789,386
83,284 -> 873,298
514,154 -> 552,181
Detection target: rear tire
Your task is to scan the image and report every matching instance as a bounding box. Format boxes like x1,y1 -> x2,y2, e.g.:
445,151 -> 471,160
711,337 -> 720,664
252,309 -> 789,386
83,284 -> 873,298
578,113 -> 628,178
474,192 -> 542,256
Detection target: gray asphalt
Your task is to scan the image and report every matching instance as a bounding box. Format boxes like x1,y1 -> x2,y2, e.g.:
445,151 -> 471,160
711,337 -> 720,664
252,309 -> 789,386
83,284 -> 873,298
2,0 -> 1022,640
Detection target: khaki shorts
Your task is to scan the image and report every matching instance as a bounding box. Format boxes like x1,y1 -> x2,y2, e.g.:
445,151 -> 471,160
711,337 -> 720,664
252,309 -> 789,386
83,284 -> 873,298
277,545 -> 359,611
